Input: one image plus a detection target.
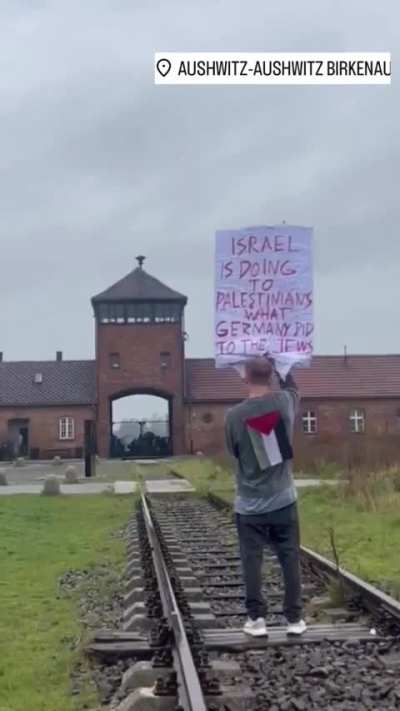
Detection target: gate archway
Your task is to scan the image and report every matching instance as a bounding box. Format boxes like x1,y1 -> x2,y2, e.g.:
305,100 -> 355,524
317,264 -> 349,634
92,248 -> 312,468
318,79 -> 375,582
110,390 -> 172,459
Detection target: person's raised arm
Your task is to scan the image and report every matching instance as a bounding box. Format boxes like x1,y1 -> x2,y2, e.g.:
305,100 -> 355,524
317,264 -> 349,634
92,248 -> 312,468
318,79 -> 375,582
277,367 -> 299,416
277,369 -> 298,394
224,410 -> 239,459
264,355 -> 300,414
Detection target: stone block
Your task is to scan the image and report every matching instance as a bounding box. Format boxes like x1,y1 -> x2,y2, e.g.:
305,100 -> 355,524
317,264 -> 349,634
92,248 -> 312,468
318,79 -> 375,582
124,602 -> 146,619
41,476 -> 61,496
121,662 -> 172,692
126,561 -> 141,576
188,602 -> 211,613
125,575 -> 144,589
192,613 -> 216,628
14,457 -> 26,468
179,576 -> 198,585
123,614 -> 153,633
182,587 -> 203,601
64,465 -> 79,484
124,588 -> 145,606
116,688 -> 175,711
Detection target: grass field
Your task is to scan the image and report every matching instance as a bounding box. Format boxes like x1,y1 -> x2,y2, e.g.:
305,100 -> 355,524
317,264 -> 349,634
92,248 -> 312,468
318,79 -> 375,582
2,456 -> 399,710
299,483 -> 400,598
0,495 -> 132,711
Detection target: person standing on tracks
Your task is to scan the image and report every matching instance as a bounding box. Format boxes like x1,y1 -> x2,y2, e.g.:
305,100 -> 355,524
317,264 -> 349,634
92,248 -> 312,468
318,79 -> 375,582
224,356 -> 306,637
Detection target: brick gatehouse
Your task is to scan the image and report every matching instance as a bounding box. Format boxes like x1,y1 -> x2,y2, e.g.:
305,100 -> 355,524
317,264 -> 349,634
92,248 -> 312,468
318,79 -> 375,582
1,258 -> 400,467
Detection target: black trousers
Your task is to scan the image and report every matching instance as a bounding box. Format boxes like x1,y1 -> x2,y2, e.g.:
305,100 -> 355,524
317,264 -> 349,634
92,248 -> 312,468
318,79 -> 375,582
236,502 -> 302,623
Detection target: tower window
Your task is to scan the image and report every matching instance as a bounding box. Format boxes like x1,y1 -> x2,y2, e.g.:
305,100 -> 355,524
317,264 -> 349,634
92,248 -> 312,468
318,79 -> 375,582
126,303 -> 152,323
59,417 -> 75,441
153,303 -> 181,323
98,303 -> 125,323
109,353 -> 120,369
98,304 -> 109,323
96,301 -> 182,324
108,304 -> 125,323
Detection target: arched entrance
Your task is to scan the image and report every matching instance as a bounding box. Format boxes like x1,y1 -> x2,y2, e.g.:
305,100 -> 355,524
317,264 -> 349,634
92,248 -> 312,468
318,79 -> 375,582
110,390 -> 172,459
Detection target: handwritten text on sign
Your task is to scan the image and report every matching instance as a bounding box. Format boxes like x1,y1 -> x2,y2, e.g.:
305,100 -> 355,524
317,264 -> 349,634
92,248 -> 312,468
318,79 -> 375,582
215,225 -> 313,369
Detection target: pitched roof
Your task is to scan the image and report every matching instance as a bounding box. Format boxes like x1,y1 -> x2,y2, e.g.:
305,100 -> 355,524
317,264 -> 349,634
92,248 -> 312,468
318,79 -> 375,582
185,355 -> 400,402
0,361 -> 96,407
186,359 -> 247,402
2,355 -> 399,409
92,267 -> 187,303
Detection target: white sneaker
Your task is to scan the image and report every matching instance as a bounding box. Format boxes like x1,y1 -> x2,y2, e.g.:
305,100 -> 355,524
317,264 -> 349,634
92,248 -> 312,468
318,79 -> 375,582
287,619 -> 307,635
243,617 -> 268,637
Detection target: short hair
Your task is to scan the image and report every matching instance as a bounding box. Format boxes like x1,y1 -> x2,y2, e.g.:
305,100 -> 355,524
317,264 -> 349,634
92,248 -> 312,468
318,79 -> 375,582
244,357 -> 273,385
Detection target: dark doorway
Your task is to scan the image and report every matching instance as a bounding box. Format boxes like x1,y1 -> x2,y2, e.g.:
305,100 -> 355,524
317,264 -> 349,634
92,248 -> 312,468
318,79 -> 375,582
7,419 -> 30,458
110,394 -> 171,459
84,420 -> 96,477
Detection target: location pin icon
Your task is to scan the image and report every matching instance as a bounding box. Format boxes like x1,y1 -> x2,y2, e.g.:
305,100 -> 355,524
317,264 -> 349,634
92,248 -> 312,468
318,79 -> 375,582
157,58 -> 172,78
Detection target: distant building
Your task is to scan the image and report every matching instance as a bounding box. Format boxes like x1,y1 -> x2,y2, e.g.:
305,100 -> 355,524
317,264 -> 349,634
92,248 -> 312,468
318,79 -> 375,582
1,258 -> 399,466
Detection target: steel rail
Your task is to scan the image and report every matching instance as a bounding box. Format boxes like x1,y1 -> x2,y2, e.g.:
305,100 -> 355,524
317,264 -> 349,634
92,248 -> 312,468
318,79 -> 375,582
140,494 -> 208,711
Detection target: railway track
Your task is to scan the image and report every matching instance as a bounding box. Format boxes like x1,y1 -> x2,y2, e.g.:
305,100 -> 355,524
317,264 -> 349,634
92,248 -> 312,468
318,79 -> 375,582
89,490 -> 400,710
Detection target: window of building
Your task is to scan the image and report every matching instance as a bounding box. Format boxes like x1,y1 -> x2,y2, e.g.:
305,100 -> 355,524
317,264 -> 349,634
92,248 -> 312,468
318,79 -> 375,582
160,351 -> 171,369
97,301 -> 182,324
349,409 -> 365,433
98,303 -> 125,323
153,302 -> 181,323
302,410 -> 317,434
126,302 -> 152,323
107,303 -> 125,323
98,303 -> 110,323
59,417 -> 75,440
109,352 -> 121,369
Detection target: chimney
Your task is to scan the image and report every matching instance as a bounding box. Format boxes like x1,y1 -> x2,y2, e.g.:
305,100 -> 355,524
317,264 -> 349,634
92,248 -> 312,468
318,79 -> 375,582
344,345 -> 348,366
56,351 -> 63,362
0,352 -> 3,362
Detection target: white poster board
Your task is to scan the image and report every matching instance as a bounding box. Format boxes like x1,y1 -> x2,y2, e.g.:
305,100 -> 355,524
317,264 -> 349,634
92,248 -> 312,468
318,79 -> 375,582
215,225 -> 313,376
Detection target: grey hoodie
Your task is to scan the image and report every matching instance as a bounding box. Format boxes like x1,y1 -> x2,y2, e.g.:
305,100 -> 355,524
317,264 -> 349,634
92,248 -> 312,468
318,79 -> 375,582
225,382 -> 299,515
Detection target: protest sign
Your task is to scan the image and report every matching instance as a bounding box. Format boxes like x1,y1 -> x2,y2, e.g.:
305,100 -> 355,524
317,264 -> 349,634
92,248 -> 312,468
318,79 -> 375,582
215,225 -> 313,375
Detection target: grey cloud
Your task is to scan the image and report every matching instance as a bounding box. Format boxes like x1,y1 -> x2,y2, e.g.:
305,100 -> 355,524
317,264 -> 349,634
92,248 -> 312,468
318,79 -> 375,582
0,0 -> 399,365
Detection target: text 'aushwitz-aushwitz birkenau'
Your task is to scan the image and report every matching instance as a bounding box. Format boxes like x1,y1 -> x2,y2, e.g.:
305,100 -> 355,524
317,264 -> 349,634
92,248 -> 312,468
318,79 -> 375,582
155,52 -> 391,85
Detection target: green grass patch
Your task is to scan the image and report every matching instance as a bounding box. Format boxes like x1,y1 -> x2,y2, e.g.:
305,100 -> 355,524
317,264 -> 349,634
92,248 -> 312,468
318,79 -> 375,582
0,495 -> 132,711
298,485 -> 400,598
92,460 -> 138,481
171,456 -> 234,498
296,458 -> 341,480
94,460 -> 170,483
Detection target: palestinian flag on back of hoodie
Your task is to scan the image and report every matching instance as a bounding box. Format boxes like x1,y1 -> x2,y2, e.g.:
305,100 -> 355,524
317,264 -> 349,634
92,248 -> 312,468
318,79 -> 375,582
246,411 -> 293,470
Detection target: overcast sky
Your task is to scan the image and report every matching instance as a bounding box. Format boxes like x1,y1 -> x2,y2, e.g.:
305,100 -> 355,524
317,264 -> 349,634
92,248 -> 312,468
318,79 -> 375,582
1,0 -> 399,374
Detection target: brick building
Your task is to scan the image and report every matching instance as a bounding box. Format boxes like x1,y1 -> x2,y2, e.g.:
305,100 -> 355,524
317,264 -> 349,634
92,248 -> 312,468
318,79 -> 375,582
1,260 -> 400,466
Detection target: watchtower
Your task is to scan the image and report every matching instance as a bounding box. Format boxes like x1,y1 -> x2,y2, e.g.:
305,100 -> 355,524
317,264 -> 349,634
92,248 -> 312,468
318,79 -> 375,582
92,257 -> 187,457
